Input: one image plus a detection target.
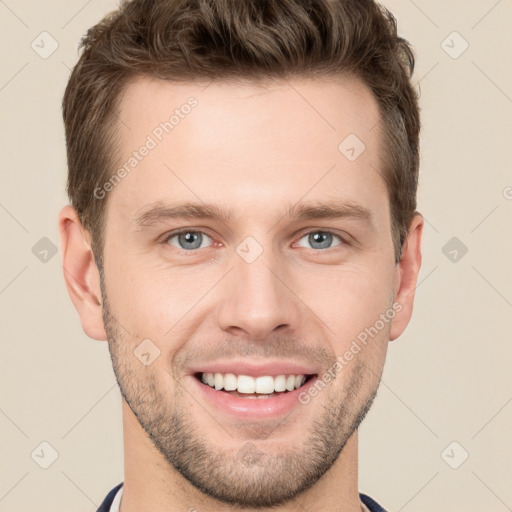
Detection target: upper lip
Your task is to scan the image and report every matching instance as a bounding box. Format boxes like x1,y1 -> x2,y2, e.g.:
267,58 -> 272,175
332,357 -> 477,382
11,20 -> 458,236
188,359 -> 319,378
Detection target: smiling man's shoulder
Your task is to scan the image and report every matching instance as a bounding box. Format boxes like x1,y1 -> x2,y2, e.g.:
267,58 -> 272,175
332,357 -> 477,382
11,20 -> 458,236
360,491 -> 389,512
96,483 -> 123,512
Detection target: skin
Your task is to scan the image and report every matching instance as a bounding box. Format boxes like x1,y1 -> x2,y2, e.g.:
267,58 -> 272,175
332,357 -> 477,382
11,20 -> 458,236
59,75 -> 423,512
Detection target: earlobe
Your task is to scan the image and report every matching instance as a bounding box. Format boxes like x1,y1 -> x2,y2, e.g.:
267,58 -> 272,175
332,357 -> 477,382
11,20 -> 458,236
389,213 -> 424,341
58,205 -> 107,341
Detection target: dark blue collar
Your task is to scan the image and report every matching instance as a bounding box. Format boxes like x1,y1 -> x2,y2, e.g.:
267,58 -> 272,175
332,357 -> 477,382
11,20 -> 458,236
96,483 -> 388,512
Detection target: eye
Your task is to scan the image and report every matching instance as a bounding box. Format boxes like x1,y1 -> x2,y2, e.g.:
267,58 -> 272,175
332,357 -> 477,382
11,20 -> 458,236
296,230 -> 344,250
165,230 -> 212,251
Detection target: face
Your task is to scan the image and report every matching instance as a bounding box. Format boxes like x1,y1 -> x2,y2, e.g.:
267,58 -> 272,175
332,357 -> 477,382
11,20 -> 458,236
93,76 -> 409,507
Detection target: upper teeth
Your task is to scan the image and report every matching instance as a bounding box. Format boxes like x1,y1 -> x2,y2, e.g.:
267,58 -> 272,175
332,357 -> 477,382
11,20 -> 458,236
201,372 -> 307,394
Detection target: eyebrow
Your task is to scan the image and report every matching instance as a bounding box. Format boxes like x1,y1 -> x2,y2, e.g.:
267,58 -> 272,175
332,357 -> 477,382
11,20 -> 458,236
135,202 -> 233,227
134,199 -> 374,229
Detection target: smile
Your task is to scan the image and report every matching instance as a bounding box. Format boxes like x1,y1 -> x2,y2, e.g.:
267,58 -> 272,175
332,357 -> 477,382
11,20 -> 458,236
196,372 -> 315,398
190,369 -> 319,420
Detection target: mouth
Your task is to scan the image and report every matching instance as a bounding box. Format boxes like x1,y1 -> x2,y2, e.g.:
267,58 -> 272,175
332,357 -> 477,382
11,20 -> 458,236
193,372 -> 317,399
187,360 -> 321,419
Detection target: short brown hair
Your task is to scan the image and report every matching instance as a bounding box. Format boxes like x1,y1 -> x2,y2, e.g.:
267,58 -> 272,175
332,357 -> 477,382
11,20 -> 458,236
63,0 -> 420,264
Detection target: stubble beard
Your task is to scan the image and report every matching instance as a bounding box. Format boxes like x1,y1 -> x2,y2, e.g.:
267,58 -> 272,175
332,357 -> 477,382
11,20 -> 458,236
100,282 -> 382,509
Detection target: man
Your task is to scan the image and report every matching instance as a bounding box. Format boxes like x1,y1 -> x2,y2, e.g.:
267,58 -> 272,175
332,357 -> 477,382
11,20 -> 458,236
58,0 -> 423,510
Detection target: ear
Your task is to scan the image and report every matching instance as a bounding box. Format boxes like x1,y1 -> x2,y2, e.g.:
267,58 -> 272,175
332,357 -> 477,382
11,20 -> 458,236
389,213 -> 424,341
58,205 -> 107,341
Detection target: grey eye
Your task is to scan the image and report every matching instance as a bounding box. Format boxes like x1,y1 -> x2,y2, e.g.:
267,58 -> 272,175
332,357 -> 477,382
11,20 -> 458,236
296,231 -> 342,250
167,231 -> 212,250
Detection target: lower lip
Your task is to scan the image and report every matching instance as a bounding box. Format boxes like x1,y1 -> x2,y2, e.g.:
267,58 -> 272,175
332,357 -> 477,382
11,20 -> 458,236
189,375 -> 318,420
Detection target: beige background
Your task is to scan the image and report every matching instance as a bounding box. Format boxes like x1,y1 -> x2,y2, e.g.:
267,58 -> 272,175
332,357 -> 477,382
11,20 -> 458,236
1,1 -> 511,511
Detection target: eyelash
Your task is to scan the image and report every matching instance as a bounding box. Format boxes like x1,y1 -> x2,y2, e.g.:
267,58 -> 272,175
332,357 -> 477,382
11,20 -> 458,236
160,228 -> 348,253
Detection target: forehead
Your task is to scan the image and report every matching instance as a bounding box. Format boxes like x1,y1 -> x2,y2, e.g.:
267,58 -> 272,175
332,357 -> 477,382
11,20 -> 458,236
108,75 -> 387,226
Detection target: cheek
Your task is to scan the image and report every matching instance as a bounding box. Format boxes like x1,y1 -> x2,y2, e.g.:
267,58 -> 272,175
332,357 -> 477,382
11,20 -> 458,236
103,254 -> 215,336
302,262 -> 394,346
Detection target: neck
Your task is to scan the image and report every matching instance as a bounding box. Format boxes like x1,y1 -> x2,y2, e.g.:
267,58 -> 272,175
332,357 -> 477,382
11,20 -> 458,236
120,399 -> 363,512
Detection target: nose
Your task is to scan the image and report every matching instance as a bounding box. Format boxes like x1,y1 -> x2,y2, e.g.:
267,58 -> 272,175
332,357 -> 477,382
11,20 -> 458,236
216,247 -> 300,341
